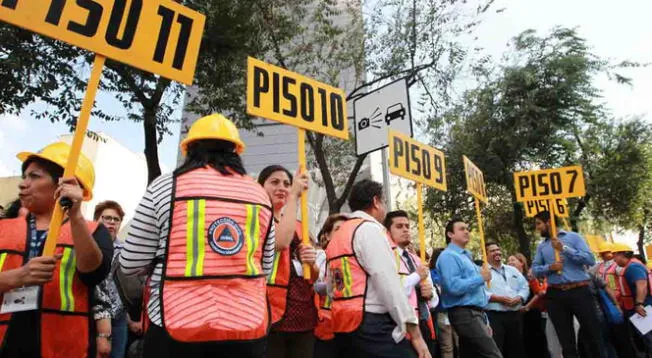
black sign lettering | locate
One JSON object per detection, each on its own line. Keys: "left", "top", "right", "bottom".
{"left": 282, "top": 77, "right": 297, "bottom": 117}
{"left": 300, "top": 83, "right": 314, "bottom": 122}
{"left": 45, "top": 0, "right": 66, "bottom": 25}
{"left": 67, "top": 0, "right": 103, "bottom": 37}
{"left": 105, "top": 0, "right": 142, "bottom": 49}
{"left": 1, "top": 0, "right": 18, "bottom": 9}
{"left": 153, "top": 5, "right": 174, "bottom": 63}
{"left": 252, "top": 66, "right": 268, "bottom": 108}
{"left": 410, "top": 144, "right": 421, "bottom": 176}
{"left": 392, "top": 137, "right": 403, "bottom": 167}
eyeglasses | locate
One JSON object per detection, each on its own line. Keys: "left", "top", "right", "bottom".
{"left": 101, "top": 215, "right": 122, "bottom": 223}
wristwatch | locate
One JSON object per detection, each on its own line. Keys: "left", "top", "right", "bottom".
{"left": 97, "top": 333, "right": 112, "bottom": 340}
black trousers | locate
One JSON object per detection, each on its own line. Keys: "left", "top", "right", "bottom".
{"left": 448, "top": 307, "right": 502, "bottom": 358}
{"left": 143, "top": 324, "right": 267, "bottom": 358}
{"left": 486, "top": 310, "right": 526, "bottom": 358}
{"left": 334, "top": 312, "right": 416, "bottom": 358}
{"left": 546, "top": 286, "right": 604, "bottom": 358}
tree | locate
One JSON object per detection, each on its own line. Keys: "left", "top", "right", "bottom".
{"left": 424, "top": 27, "right": 639, "bottom": 258}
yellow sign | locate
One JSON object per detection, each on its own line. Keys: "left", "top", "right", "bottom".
{"left": 0, "top": 0, "right": 205, "bottom": 84}
{"left": 246, "top": 57, "right": 349, "bottom": 140}
{"left": 646, "top": 245, "right": 652, "bottom": 260}
{"left": 514, "top": 166, "right": 585, "bottom": 201}
{"left": 585, "top": 235, "right": 606, "bottom": 254}
{"left": 524, "top": 198, "right": 569, "bottom": 218}
{"left": 387, "top": 130, "right": 447, "bottom": 191}
{"left": 463, "top": 156, "right": 487, "bottom": 203}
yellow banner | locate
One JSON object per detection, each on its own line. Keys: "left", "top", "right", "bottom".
{"left": 387, "top": 130, "right": 447, "bottom": 191}
{"left": 524, "top": 198, "right": 569, "bottom": 218}
{"left": 463, "top": 156, "right": 487, "bottom": 203}
{"left": 514, "top": 166, "right": 585, "bottom": 201}
{"left": 246, "top": 57, "right": 349, "bottom": 140}
{"left": 0, "top": 0, "right": 205, "bottom": 84}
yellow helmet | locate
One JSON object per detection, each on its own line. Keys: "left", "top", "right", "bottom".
{"left": 179, "top": 114, "right": 245, "bottom": 155}
{"left": 597, "top": 241, "right": 613, "bottom": 254}
{"left": 17, "top": 142, "right": 95, "bottom": 201}
{"left": 610, "top": 242, "right": 634, "bottom": 253}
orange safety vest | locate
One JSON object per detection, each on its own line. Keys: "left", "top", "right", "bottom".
{"left": 598, "top": 261, "right": 621, "bottom": 301}
{"left": 0, "top": 216, "right": 97, "bottom": 358}
{"left": 617, "top": 259, "right": 652, "bottom": 311}
{"left": 161, "top": 168, "right": 273, "bottom": 342}
{"left": 325, "top": 218, "right": 397, "bottom": 333}
{"left": 266, "top": 221, "right": 303, "bottom": 324}
{"left": 314, "top": 286, "right": 334, "bottom": 341}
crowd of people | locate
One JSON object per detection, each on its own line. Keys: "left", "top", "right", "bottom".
{"left": 0, "top": 113, "right": 651, "bottom": 358}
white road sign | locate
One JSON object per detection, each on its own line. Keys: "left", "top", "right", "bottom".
{"left": 353, "top": 78, "right": 413, "bottom": 156}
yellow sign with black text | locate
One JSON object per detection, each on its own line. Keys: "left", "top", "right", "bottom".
{"left": 246, "top": 57, "right": 349, "bottom": 140}
{"left": 463, "top": 156, "right": 487, "bottom": 203}
{"left": 523, "top": 198, "right": 569, "bottom": 218}
{"left": 514, "top": 166, "right": 585, "bottom": 202}
{"left": 387, "top": 130, "right": 447, "bottom": 191}
{"left": 0, "top": 0, "right": 205, "bottom": 84}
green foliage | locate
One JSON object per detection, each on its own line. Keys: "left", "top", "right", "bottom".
{"left": 423, "top": 27, "right": 649, "bottom": 259}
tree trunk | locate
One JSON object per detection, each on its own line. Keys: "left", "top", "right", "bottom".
{"left": 570, "top": 195, "right": 590, "bottom": 233}
{"left": 510, "top": 192, "right": 531, "bottom": 260}
{"left": 143, "top": 106, "right": 161, "bottom": 184}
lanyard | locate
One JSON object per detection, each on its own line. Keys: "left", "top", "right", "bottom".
{"left": 491, "top": 266, "right": 507, "bottom": 282}
{"left": 28, "top": 215, "right": 48, "bottom": 258}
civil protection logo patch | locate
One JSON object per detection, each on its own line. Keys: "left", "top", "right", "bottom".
{"left": 207, "top": 217, "right": 244, "bottom": 255}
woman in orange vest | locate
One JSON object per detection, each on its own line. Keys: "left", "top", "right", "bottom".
{"left": 313, "top": 213, "right": 348, "bottom": 358}
{"left": 257, "top": 165, "right": 319, "bottom": 358}
{"left": 119, "top": 114, "right": 276, "bottom": 358}
{"left": 0, "top": 142, "right": 113, "bottom": 358}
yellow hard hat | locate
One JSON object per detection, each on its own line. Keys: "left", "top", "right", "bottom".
{"left": 17, "top": 142, "right": 95, "bottom": 201}
{"left": 597, "top": 241, "right": 613, "bottom": 254}
{"left": 179, "top": 114, "right": 245, "bottom": 155}
{"left": 611, "top": 242, "right": 634, "bottom": 253}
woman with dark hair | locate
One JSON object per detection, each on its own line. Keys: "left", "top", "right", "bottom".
{"left": 258, "top": 165, "right": 318, "bottom": 358}
{"left": 93, "top": 200, "right": 130, "bottom": 358}
{"left": 119, "top": 114, "right": 276, "bottom": 358}
{"left": 314, "top": 214, "right": 348, "bottom": 358}
{"left": 0, "top": 142, "right": 113, "bottom": 358}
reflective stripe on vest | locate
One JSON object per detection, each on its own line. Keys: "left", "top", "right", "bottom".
{"left": 341, "top": 257, "right": 353, "bottom": 298}
{"left": 185, "top": 199, "right": 206, "bottom": 277}
{"left": 59, "top": 247, "right": 76, "bottom": 312}
{"left": 245, "top": 205, "right": 261, "bottom": 276}
{"left": 0, "top": 253, "right": 7, "bottom": 271}
{"left": 268, "top": 253, "right": 282, "bottom": 285}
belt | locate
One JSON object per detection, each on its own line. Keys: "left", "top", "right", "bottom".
{"left": 548, "top": 280, "right": 590, "bottom": 291}
{"left": 450, "top": 305, "right": 484, "bottom": 312}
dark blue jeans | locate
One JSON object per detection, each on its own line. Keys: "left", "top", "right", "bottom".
{"left": 111, "top": 312, "right": 128, "bottom": 358}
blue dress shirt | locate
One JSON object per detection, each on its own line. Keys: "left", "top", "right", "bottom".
{"left": 485, "top": 264, "right": 530, "bottom": 311}
{"left": 436, "top": 243, "right": 488, "bottom": 309}
{"left": 532, "top": 230, "right": 595, "bottom": 285}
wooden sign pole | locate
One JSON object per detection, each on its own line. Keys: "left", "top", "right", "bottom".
{"left": 43, "top": 55, "right": 106, "bottom": 256}
{"left": 548, "top": 199, "right": 561, "bottom": 273}
{"left": 416, "top": 183, "right": 426, "bottom": 262}
{"left": 297, "top": 128, "right": 311, "bottom": 280}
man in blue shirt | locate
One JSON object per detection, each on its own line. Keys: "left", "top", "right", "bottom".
{"left": 484, "top": 241, "right": 529, "bottom": 358}
{"left": 612, "top": 243, "right": 652, "bottom": 354}
{"left": 436, "top": 219, "right": 502, "bottom": 358}
{"left": 531, "top": 211, "right": 603, "bottom": 358}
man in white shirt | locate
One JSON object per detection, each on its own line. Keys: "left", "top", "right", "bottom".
{"left": 327, "top": 179, "right": 430, "bottom": 358}
{"left": 385, "top": 210, "right": 438, "bottom": 356}
{"left": 485, "top": 241, "right": 529, "bottom": 358}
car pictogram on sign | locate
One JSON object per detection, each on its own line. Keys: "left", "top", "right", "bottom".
{"left": 385, "top": 103, "right": 406, "bottom": 125}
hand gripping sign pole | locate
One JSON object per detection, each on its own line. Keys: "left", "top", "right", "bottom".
{"left": 462, "top": 156, "right": 489, "bottom": 285}
{"left": 0, "top": 0, "right": 206, "bottom": 256}
{"left": 514, "top": 165, "right": 586, "bottom": 273}
{"left": 247, "top": 57, "right": 349, "bottom": 280}
{"left": 387, "top": 130, "right": 447, "bottom": 274}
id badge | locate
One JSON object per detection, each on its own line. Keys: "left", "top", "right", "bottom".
{"left": 1, "top": 286, "right": 40, "bottom": 313}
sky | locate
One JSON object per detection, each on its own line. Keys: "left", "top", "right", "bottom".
{"left": 1, "top": 0, "right": 650, "bottom": 178}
